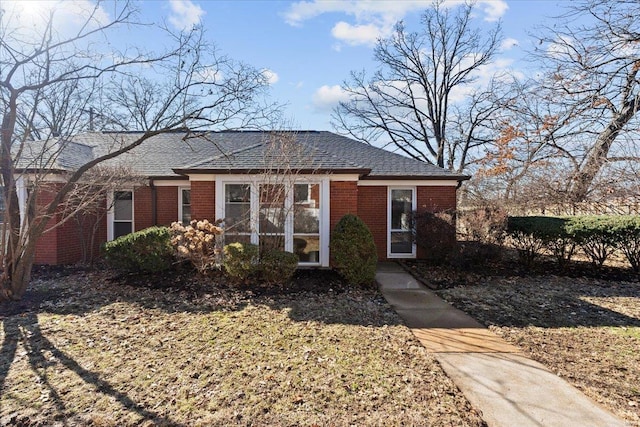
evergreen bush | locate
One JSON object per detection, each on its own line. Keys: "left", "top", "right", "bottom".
{"left": 507, "top": 215, "right": 640, "bottom": 270}
{"left": 258, "top": 249, "right": 298, "bottom": 285}
{"left": 103, "top": 226, "right": 173, "bottom": 273}
{"left": 223, "top": 242, "right": 259, "bottom": 282}
{"left": 330, "top": 214, "right": 377, "bottom": 287}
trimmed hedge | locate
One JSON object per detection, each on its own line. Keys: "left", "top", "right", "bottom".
{"left": 103, "top": 226, "right": 173, "bottom": 273}
{"left": 330, "top": 214, "right": 377, "bottom": 286}
{"left": 258, "top": 249, "right": 298, "bottom": 285}
{"left": 507, "top": 215, "right": 640, "bottom": 270}
{"left": 223, "top": 242, "right": 259, "bottom": 282}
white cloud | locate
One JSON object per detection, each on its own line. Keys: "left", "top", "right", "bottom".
{"left": 476, "top": 0, "right": 509, "bottom": 22}
{"left": 168, "top": 0, "right": 205, "bottom": 31}
{"left": 284, "top": 0, "right": 508, "bottom": 46}
{"left": 331, "top": 21, "right": 384, "bottom": 47}
{"left": 500, "top": 37, "right": 519, "bottom": 51}
{"left": 262, "top": 69, "right": 279, "bottom": 85}
{"left": 312, "top": 85, "right": 350, "bottom": 111}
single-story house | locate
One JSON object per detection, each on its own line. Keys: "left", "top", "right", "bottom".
{"left": 15, "top": 130, "right": 469, "bottom": 266}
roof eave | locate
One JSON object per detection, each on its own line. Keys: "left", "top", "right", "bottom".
{"left": 361, "top": 174, "right": 471, "bottom": 181}
{"left": 172, "top": 167, "right": 372, "bottom": 177}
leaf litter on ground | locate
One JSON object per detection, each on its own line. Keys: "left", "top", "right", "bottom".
{"left": 0, "top": 267, "right": 485, "bottom": 427}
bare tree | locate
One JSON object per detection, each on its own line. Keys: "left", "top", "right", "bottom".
{"left": 488, "top": 0, "right": 640, "bottom": 206}
{"left": 0, "top": 1, "right": 278, "bottom": 300}
{"left": 332, "top": 1, "right": 502, "bottom": 172}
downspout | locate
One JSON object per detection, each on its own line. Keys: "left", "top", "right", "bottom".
{"left": 150, "top": 179, "right": 157, "bottom": 226}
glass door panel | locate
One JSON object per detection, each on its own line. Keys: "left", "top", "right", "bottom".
{"left": 389, "top": 188, "right": 414, "bottom": 255}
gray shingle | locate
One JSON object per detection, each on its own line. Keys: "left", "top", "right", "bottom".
{"left": 22, "top": 131, "right": 469, "bottom": 181}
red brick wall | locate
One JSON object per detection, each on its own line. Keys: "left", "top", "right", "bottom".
{"left": 134, "top": 186, "right": 153, "bottom": 231}
{"left": 417, "top": 186, "right": 457, "bottom": 212}
{"left": 354, "top": 184, "right": 458, "bottom": 261}
{"left": 190, "top": 181, "right": 216, "bottom": 220}
{"left": 329, "top": 181, "right": 358, "bottom": 231}
{"left": 34, "top": 184, "right": 60, "bottom": 265}
{"left": 157, "top": 186, "right": 179, "bottom": 225}
{"left": 357, "top": 186, "right": 387, "bottom": 261}
{"left": 34, "top": 184, "right": 107, "bottom": 265}
{"left": 133, "top": 185, "right": 180, "bottom": 230}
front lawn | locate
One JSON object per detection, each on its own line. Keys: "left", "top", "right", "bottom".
{"left": 408, "top": 262, "right": 640, "bottom": 426}
{"left": 0, "top": 269, "right": 484, "bottom": 426}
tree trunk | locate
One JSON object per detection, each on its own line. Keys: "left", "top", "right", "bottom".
{"left": 1, "top": 243, "right": 35, "bottom": 301}
{"left": 569, "top": 98, "right": 637, "bottom": 202}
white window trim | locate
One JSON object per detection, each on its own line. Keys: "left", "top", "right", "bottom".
{"left": 178, "top": 186, "right": 191, "bottom": 223}
{"left": 107, "top": 189, "right": 135, "bottom": 241}
{"left": 215, "top": 175, "right": 329, "bottom": 267}
{"left": 387, "top": 186, "right": 417, "bottom": 259}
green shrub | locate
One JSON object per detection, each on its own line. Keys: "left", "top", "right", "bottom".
{"left": 611, "top": 216, "right": 640, "bottom": 272}
{"left": 566, "top": 216, "right": 618, "bottom": 268}
{"left": 330, "top": 214, "right": 377, "bottom": 287}
{"left": 507, "top": 216, "right": 573, "bottom": 267}
{"left": 507, "top": 215, "right": 640, "bottom": 270}
{"left": 223, "top": 242, "right": 259, "bottom": 282}
{"left": 258, "top": 249, "right": 298, "bottom": 285}
{"left": 103, "top": 226, "right": 173, "bottom": 273}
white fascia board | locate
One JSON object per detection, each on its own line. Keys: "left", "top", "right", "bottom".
{"left": 328, "top": 174, "right": 360, "bottom": 181}
{"left": 187, "top": 174, "right": 217, "bottom": 181}
{"left": 358, "top": 179, "right": 459, "bottom": 187}
{"left": 153, "top": 179, "right": 189, "bottom": 187}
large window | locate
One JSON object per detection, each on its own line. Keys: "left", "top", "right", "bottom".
{"left": 293, "top": 183, "right": 320, "bottom": 263}
{"left": 259, "top": 184, "right": 285, "bottom": 251}
{"left": 180, "top": 188, "right": 191, "bottom": 223}
{"left": 221, "top": 180, "right": 325, "bottom": 265}
{"left": 224, "top": 184, "right": 251, "bottom": 245}
{"left": 389, "top": 188, "right": 415, "bottom": 257}
{"left": 113, "top": 190, "right": 133, "bottom": 239}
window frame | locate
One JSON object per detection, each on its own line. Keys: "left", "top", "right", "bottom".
{"left": 216, "top": 176, "right": 329, "bottom": 267}
{"left": 107, "top": 189, "right": 134, "bottom": 241}
{"left": 178, "top": 187, "right": 191, "bottom": 224}
{"left": 387, "top": 186, "right": 416, "bottom": 259}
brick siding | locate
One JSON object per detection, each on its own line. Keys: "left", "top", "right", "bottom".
{"left": 34, "top": 184, "right": 106, "bottom": 265}
{"left": 357, "top": 186, "right": 388, "bottom": 261}
{"left": 33, "top": 179, "right": 459, "bottom": 265}
{"left": 190, "top": 181, "right": 216, "bottom": 220}
{"left": 329, "top": 181, "right": 358, "bottom": 231}
{"left": 134, "top": 185, "right": 179, "bottom": 230}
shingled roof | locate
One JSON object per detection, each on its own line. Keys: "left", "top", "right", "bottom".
{"left": 21, "top": 131, "right": 469, "bottom": 181}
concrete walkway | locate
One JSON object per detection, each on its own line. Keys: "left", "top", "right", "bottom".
{"left": 376, "top": 262, "right": 629, "bottom": 427}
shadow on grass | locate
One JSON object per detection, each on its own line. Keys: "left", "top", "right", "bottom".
{"left": 0, "top": 266, "right": 401, "bottom": 424}
{"left": 0, "top": 311, "right": 184, "bottom": 426}
{"left": 435, "top": 277, "right": 640, "bottom": 329}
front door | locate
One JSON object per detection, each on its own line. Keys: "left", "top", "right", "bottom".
{"left": 388, "top": 188, "right": 416, "bottom": 257}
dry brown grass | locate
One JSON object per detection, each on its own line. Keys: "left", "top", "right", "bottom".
{"left": 432, "top": 274, "right": 640, "bottom": 426}
{"left": 0, "top": 270, "right": 484, "bottom": 426}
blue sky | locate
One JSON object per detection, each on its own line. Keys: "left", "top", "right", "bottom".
{"left": 6, "top": 0, "right": 566, "bottom": 131}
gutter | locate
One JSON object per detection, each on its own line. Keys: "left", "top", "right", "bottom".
{"left": 150, "top": 178, "right": 157, "bottom": 226}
